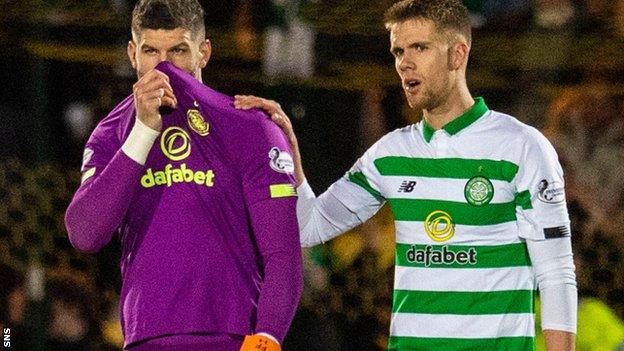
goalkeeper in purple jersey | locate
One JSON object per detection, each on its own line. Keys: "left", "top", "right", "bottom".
{"left": 64, "top": 1, "right": 303, "bottom": 350}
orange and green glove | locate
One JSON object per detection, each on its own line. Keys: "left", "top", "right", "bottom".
{"left": 239, "top": 334, "right": 281, "bottom": 351}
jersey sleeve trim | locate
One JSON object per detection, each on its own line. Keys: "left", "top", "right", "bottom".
{"left": 269, "top": 183, "right": 297, "bottom": 198}
{"left": 347, "top": 171, "right": 383, "bottom": 201}
{"left": 514, "top": 190, "right": 533, "bottom": 210}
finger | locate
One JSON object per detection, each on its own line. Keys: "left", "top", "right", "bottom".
{"left": 134, "top": 70, "right": 169, "bottom": 92}
{"left": 139, "top": 77, "right": 174, "bottom": 96}
{"left": 144, "top": 69, "right": 170, "bottom": 84}
{"left": 161, "top": 86, "right": 177, "bottom": 107}
{"left": 234, "top": 95, "right": 261, "bottom": 105}
{"left": 161, "top": 95, "right": 176, "bottom": 109}
{"left": 137, "top": 79, "right": 176, "bottom": 105}
{"left": 140, "top": 90, "right": 167, "bottom": 107}
{"left": 271, "top": 113, "right": 290, "bottom": 127}
{"left": 234, "top": 95, "right": 265, "bottom": 106}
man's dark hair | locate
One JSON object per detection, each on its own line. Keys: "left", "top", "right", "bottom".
{"left": 131, "top": 0, "right": 206, "bottom": 40}
{"left": 384, "top": 0, "right": 471, "bottom": 44}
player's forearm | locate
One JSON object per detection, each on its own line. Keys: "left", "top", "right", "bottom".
{"left": 544, "top": 330, "right": 575, "bottom": 351}
{"left": 65, "top": 151, "right": 144, "bottom": 252}
{"left": 248, "top": 198, "right": 303, "bottom": 342}
{"left": 291, "top": 138, "right": 305, "bottom": 187}
{"left": 254, "top": 250, "right": 303, "bottom": 342}
{"left": 297, "top": 179, "right": 374, "bottom": 247}
{"left": 66, "top": 119, "right": 158, "bottom": 253}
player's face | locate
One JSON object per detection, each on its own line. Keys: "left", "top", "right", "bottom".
{"left": 389, "top": 19, "right": 452, "bottom": 110}
{"left": 127, "top": 27, "right": 211, "bottom": 81}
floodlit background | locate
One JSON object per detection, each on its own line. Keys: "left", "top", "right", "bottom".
{"left": 1, "top": 0, "right": 624, "bottom": 350}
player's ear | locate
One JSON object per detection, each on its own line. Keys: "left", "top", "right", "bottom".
{"left": 199, "top": 39, "right": 211, "bottom": 68}
{"left": 127, "top": 40, "right": 137, "bottom": 69}
{"left": 448, "top": 41, "right": 469, "bottom": 71}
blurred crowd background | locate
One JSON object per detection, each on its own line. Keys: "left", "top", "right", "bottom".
{"left": 1, "top": 0, "right": 624, "bottom": 350}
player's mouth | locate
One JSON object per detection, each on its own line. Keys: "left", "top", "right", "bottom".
{"left": 403, "top": 78, "right": 422, "bottom": 93}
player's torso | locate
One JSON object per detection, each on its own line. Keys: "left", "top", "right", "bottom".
{"left": 378, "top": 113, "right": 537, "bottom": 351}
{"left": 117, "top": 102, "right": 258, "bottom": 280}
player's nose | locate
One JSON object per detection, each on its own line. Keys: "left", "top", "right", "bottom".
{"left": 398, "top": 54, "right": 416, "bottom": 72}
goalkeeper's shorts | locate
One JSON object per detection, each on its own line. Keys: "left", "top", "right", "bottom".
{"left": 125, "top": 333, "right": 242, "bottom": 351}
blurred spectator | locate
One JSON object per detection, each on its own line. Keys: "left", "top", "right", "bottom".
{"left": 616, "top": 0, "right": 624, "bottom": 37}
{"left": 63, "top": 102, "right": 94, "bottom": 143}
{"left": 576, "top": 0, "right": 613, "bottom": 34}
{"left": 533, "top": 0, "right": 576, "bottom": 29}
{"left": 0, "top": 263, "right": 27, "bottom": 351}
{"left": 45, "top": 274, "right": 102, "bottom": 351}
{"left": 544, "top": 75, "right": 624, "bottom": 233}
{"left": 544, "top": 67, "right": 624, "bottom": 322}
{"left": 262, "top": 0, "right": 316, "bottom": 78}
{"left": 473, "top": 0, "right": 533, "bottom": 32}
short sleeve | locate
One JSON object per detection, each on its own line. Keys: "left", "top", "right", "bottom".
{"left": 240, "top": 118, "right": 298, "bottom": 206}
{"left": 514, "top": 129, "right": 571, "bottom": 241}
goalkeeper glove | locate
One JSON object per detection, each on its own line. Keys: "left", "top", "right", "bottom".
{"left": 239, "top": 334, "right": 281, "bottom": 351}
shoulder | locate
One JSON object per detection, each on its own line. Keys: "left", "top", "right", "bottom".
{"left": 87, "top": 95, "right": 135, "bottom": 147}
{"left": 195, "top": 87, "right": 284, "bottom": 140}
{"left": 486, "top": 111, "right": 555, "bottom": 151}
{"left": 485, "top": 111, "right": 560, "bottom": 172}
{"left": 365, "top": 124, "right": 417, "bottom": 157}
{"left": 221, "top": 105, "right": 287, "bottom": 146}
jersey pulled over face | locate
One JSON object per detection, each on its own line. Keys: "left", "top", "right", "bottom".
{"left": 128, "top": 27, "right": 209, "bottom": 81}
{"left": 79, "top": 61, "right": 298, "bottom": 346}
{"left": 389, "top": 19, "right": 453, "bottom": 110}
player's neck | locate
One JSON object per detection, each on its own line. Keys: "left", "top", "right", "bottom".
{"left": 423, "top": 86, "right": 473, "bottom": 130}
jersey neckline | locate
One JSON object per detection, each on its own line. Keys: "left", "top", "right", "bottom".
{"left": 422, "top": 97, "right": 489, "bottom": 143}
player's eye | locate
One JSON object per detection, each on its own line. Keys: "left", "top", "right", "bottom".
{"left": 172, "top": 48, "right": 187, "bottom": 54}
{"left": 143, "top": 48, "right": 157, "bottom": 54}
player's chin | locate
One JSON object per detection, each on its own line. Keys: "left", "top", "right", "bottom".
{"left": 405, "top": 94, "right": 424, "bottom": 109}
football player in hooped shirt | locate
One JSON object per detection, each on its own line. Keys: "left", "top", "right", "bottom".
{"left": 64, "top": 1, "right": 302, "bottom": 350}
{"left": 235, "top": 0, "right": 577, "bottom": 350}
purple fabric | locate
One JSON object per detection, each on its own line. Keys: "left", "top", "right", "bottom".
{"left": 126, "top": 333, "right": 242, "bottom": 351}
{"left": 65, "top": 62, "right": 303, "bottom": 347}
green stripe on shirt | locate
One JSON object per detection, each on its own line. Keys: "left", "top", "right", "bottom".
{"left": 515, "top": 190, "right": 533, "bottom": 210}
{"left": 374, "top": 157, "right": 519, "bottom": 182}
{"left": 388, "top": 336, "right": 534, "bottom": 351}
{"left": 395, "top": 243, "right": 531, "bottom": 268}
{"left": 393, "top": 289, "right": 534, "bottom": 315}
{"left": 348, "top": 171, "right": 383, "bottom": 201}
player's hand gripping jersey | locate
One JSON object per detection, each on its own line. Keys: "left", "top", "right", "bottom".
{"left": 65, "top": 62, "right": 302, "bottom": 348}
{"left": 297, "top": 98, "right": 577, "bottom": 350}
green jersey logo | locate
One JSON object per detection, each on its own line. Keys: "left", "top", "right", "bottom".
{"left": 464, "top": 176, "right": 494, "bottom": 206}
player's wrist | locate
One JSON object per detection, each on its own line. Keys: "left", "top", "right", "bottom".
{"left": 122, "top": 118, "right": 160, "bottom": 166}
{"left": 135, "top": 113, "right": 162, "bottom": 132}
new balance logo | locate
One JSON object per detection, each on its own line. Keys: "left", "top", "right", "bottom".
{"left": 398, "top": 180, "right": 417, "bottom": 193}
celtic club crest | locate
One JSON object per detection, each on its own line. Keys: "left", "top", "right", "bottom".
{"left": 464, "top": 176, "right": 494, "bottom": 206}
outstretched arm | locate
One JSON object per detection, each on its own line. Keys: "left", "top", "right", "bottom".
{"left": 234, "top": 95, "right": 385, "bottom": 247}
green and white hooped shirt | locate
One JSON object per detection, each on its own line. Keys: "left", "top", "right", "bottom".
{"left": 343, "top": 98, "right": 570, "bottom": 350}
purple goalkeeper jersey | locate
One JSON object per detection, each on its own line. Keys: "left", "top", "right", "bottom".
{"left": 65, "top": 62, "right": 303, "bottom": 348}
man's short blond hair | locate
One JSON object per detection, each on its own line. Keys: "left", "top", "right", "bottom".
{"left": 384, "top": 0, "right": 471, "bottom": 44}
